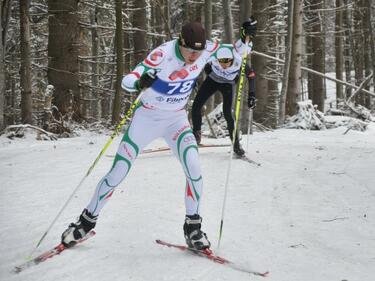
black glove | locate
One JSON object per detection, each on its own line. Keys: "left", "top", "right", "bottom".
{"left": 247, "top": 94, "right": 256, "bottom": 109}
{"left": 240, "top": 16, "right": 257, "bottom": 43}
{"left": 204, "top": 63, "right": 212, "bottom": 75}
{"left": 136, "top": 69, "right": 157, "bottom": 91}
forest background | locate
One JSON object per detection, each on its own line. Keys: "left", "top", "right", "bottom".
{"left": 0, "top": 0, "right": 374, "bottom": 136}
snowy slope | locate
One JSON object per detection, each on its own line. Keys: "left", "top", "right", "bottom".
{"left": 1, "top": 125, "right": 375, "bottom": 281}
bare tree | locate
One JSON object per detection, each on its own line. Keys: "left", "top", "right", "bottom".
{"left": 363, "top": 1, "right": 373, "bottom": 108}
{"left": 204, "top": 0, "right": 212, "bottom": 39}
{"left": 352, "top": 0, "right": 365, "bottom": 105}
{"left": 252, "top": 0, "right": 271, "bottom": 125}
{"left": 112, "top": 0, "right": 123, "bottom": 124}
{"left": 47, "top": 0, "right": 79, "bottom": 117}
{"left": 306, "top": 0, "right": 325, "bottom": 112}
{"left": 132, "top": 0, "right": 147, "bottom": 64}
{"left": 286, "top": 0, "right": 303, "bottom": 116}
{"left": 19, "top": 0, "right": 32, "bottom": 124}
{"left": 335, "top": 0, "right": 344, "bottom": 102}
{"left": 279, "top": 0, "right": 294, "bottom": 124}
{"left": 222, "top": 0, "right": 233, "bottom": 43}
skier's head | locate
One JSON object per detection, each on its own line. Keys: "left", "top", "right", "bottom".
{"left": 216, "top": 47, "right": 233, "bottom": 69}
{"left": 179, "top": 22, "right": 206, "bottom": 64}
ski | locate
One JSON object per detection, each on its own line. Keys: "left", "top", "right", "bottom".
{"left": 13, "top": 230, "right": 96, "bottom": 274}
{"left": 142, "top": 143, "right": 231, "bottom": 154}
{"left": 156, "top": 239, "right": 269, "bottom": 277}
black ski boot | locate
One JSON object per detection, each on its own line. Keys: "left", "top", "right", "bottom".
{"left": 193, "top": 130, "right": 202, "bottom": 145}
{"left": 233, "top": 139, "right": 245, "bottom": 157}
{"left": 61, "top": 209, "right": 97, "bottom": 248}
{"left": 183, "top": 214, "right": 210, "bottom": 250}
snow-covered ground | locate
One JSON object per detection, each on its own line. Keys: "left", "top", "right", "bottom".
{"left": 1, "top": 125, "right": 375, "bottom": 281}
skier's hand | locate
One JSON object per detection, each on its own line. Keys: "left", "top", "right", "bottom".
{"left": 247, "top": 94, "right": 256, "bottom": 109}
{"left": 136, "top": 69, "right": 158, "bottom": 91}
{"left": 241, "top": 16, "right": 257, "bottom": 43}
{"left": 204, "top": 63, "right": 212, "bottom": 75}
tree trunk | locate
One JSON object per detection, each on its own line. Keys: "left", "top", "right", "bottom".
{"left": 352, "top": 0, "right": 365, "bottom": 105}
{"left": 19, "top": 0, "right": 33, "bottom": 124}
{"left": 222, "top": 0, "right": 233, "bottom": 43}
{"left": 133, "top": 0, "right": 147, "bottom": 64}
{"left": 309, "top": 0, "right": 325, "bottom": 112}
{"left": 47, "top": 0, "right": 79, "bottom": 117}
{"left": 1, "top": 0, "right": 12, "bottom": 129}
{"left": 279, "top": 0, "right": 294, "bottom": 124}
{"left": 252, "top": 0, "right": 270, "bottom": 125}
{"left": 286, "top": 0, "right": 303, "bottom": 116}
{"left": 239, "top": 0, "right": 252, "bottom": 25}
{"left": 363, "top": 1, "right": 373, "bottom": 108}
{"left": 367, "top": 0, "right": 375, "bottom": 94}
{"left": 90, "top": 8, "right": 100, "bottom": 119}
{"left": 343, "top": 0, "right": 352, "bottom": 98}
{"left": 112, "top": 0, "right": 124, "bottom": 124}
{"left": 204, "top": 0, "right": 212, "bottom": 40}
{"left": 335, "top": 0, "right": 344, "bottom": 103}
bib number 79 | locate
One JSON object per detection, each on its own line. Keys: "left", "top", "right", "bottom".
{"left": 167, "top": 80, "right": 195, "bottom": 95}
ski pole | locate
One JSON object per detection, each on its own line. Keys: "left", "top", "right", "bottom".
{"left": 28, "top": 94, "right": 142, "bottom": 258}
{"left": 218, "top": 39, "right": 250, "bottom": 248}
{"left": 246, "top": 108, "right": 253, "bottom": 153}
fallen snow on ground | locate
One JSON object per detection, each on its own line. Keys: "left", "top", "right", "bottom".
{"left": 1, "top": 124, "right": 374, "bottom": 281}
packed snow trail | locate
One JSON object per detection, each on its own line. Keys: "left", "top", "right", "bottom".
{"left": 1, "top": 126, "right": 375, "bottom": 281}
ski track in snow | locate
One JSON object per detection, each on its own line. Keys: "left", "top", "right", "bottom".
{"left": 1, "top": 126, "right": 375, "bottom": 281}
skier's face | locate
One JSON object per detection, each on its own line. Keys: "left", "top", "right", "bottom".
{"left": 218, "top": 58, "right": 233, "bottom": 69}
{"left": 180, "top": 46, "right": 203, "bottom": 64}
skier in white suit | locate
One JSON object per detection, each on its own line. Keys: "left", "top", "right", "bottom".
{"left": 61, "top": 21, "right": 254, "bottom": 251}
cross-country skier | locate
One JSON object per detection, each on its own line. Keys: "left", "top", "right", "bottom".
{"left": 61, "top": 21, "right": 255, "bottom": 251}
{"left": 192, "top": 17, "right": 257, "bottom": 157}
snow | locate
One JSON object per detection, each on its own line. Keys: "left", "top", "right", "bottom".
{"left": 1, "top": 124, "right": 375, "bottom": 281}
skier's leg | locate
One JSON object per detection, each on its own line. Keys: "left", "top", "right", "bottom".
{"left": 221, "top": 84, "right": 244, "bottom": 156}
{"left": 221, "top": 83, "right": 235, "bottom": 137}
{"left": 164, "top": 112, "right": 210, "bottom": 250}
{"left": 87, "top": 107, "right": 162, "bottom": 215}
{"left": 191, "top": 77, "right": 218, "bottom": 144}
{"left": 62, "top": 107, "right": 162, "bottom": 246}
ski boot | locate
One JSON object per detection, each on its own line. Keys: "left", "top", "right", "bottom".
{"left": 183, "top": 214, "right": 211, "bottom": 250}
{"left": 233, "top": 139, "right": 245, "bottom": 157}
{"left": 61, "top": 209, "right": 97, "bottom": 248}
{"left": 193, "top": 130, "right": 202, "bottom": 145}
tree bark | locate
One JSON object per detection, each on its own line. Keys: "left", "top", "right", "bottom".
{"left": 132, "top": 0, "right": 147, "bottom": 64}
{"left": 363, "top": 0, "right": 373, "bottom": 108}
{"left": 112, "top": 0, "right": 124, "bottom": 124}
{"left": 286, "top": 0, "right": 303, "bottom": 116}
{"left": 352, "top": 0, "right": 365, "bottom": 105}
{"left": 222, "top": 0, "right": 233, "bottom": 43}
{"left": 252, "top": 0, "right": 270, "bottom": 126}
{"left": 47, "top": 0, "right": 79, "bottom": 117}
{"left": 204, "top": 0, "right": 212, "bottom": 40}
{"left": 19, "top": 0, "right": 33, "bottom": 124}
{"left": 368, "top": 0, "right": 375, "bottom": 93}
{"left": 1, "top": 0, "right": 12, "bottom": 129}
{"left": 279, "top": 0, "right": 294, "bottom": 124}
{"left": 239, "top": 0, "right": 252, "bottom": 25}
{"left": 308, "top": 0, "right": 325, "bottom": 112}
{"left": 90, "top": 7, "right": 100, "bottom": 119}
{"left": 335, "top": 0, "right": 344, "bottom": 102}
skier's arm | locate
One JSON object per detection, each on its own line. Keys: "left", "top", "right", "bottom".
{"left": 121, "top": 48, "right": 164, "bottom": 92}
